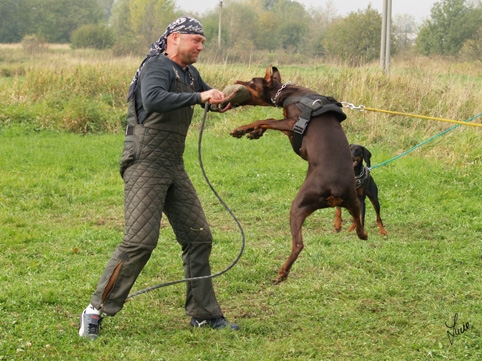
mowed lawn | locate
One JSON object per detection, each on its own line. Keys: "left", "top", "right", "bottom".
{"left": 1, "top": 108, "right": 481, "bottom": 360}
{"left": 1, "top": 48, "right": 482, "bottom": 360}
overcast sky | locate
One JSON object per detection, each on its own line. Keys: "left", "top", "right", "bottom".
{"left": 175, "top": 0, "right": 438, "bottom": 22}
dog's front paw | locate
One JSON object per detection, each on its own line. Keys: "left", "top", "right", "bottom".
{"left": 246, "top": 128, "right": 265, "bottom": 139}
{"left": 230, "top": 128, "right": 249, "bottom": 138}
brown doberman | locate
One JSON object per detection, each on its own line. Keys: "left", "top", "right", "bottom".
{"left": 334, "top": 144, "right": 387, "bottom": 235}
{"left": 230, "top": 65, "right": 368, "bottom": 283}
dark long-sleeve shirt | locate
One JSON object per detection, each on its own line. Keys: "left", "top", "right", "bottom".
{"left": 134, "top": 54, "right": 211, "bottom": 123}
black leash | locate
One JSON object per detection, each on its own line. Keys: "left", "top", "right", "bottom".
{"left": 127, "top": 102, "right": 245, "bottom": 299}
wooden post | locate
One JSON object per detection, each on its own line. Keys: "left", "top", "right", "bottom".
{"left": 380, "top": 0, "right": 391, "bottom": 75}
{"left": 218, "top": 1, "right": 223, "bottom": 48}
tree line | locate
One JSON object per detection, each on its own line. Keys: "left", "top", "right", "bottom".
{"left": 1, "top": 0, "right": 481, "bottom": 63}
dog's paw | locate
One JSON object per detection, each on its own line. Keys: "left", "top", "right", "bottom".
{"left": 273, "top": 272, "right": 288, "bottom": 284}
{"left": 246, "top": 128, "right": 265, "bottom": 139}
{"left": 230, "top": 128, "right": 247, "bottom": 138}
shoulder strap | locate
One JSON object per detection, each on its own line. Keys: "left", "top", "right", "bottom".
{"left": 292, "top": 95, "right": 324, "bottom": 155}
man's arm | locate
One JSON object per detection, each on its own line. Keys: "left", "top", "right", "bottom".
{"left": 140, "top": 57, "right": 201, "bottom": 114}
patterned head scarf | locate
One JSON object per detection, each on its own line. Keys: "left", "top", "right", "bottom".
{"left": 127, "top": 16, "right": 205, "bottom": 101}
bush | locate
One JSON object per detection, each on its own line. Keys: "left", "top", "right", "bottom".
{"left": 61, "top": 96, "right": 115, "bottom": 133}
{"left": 322, "top": 6, "right": 383, "bottom": 66}
{"left": 21, "top": 35, "right": 49, "bottom": 54}
{"left": 111, "top": 35, "right": 145, "bottom": 57}
{"left": 70, "top": 24, "right": 116, "bottom": 50}
{"left": 459, "top": 26, "right": 482, "bottom": 62}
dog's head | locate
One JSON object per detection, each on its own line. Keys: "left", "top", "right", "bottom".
{"left": 232, "top": 65, "right": 282, "bottom": 106}
{"left": 350, "top": 144, "right": 372, "bottom": 168}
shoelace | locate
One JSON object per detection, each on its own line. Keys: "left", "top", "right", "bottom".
{"left": 88, "top": 318, "right": 102, "bottom": 333}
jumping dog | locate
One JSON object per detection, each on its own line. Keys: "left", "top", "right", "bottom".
{"left": 230, "top": 66, "right": 368, "bottom": 283}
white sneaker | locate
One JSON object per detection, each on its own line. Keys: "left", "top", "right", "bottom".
{"left": 78, "top": 305, "right": 102, "bottom": 339}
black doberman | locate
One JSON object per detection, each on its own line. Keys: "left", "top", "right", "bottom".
{"left": 334, "top": 144, "right": 387, "bottom": 235}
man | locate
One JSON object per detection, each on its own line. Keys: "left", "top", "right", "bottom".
{"left": 79, "top": 17, "right": 239, "bottom": 340}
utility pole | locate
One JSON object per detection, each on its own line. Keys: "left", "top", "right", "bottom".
{"left": 218, "top": 1, "right": 223, "bottom": 48}
{"left": 380, "top": 0, "right": 392, "bottom": 75}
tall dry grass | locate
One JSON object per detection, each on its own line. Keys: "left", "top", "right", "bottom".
{"left": 0, "top": 45, "right": 481, "bottom": 139}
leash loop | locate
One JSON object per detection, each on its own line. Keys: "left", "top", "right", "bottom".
{"left": 312, "top": 99, "right": 322, "bottom": 108}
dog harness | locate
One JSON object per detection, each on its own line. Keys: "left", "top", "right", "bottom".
{"left": 283, "top": 94, "right": 346, "bottom": 156}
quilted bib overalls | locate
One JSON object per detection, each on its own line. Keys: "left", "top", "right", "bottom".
{"left": 91, "top": 66, "right": 223, "bottom": 319}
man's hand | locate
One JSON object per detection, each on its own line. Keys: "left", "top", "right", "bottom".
{"left": 200, "top": 89, "right": 228, "bottom": 104}
{"left": 200, "top": 89, "right": 233, "bottom": 113}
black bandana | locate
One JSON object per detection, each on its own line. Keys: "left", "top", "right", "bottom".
{"left": 127, "top": 17, "right": 204, "bottom": 101}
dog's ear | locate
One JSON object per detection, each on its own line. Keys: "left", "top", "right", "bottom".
{"left": 271, "top": 66, "right": 281, "bottom": 83}
{"left": 264, "top": 66, "right": 272, "bottom": 83}
{"left": 265, "top": 65, "right": 281, "bottom": 86}
{"left": 362, "top": 147, "right": 372, "bottom": 168}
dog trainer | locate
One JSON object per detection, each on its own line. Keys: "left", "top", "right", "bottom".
{"left": 79, "top": 16, "right": 239, "bottom": 340}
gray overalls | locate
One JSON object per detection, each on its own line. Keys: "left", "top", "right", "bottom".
{"left": 90, "top": 66, "right": 223, "bottom": 319}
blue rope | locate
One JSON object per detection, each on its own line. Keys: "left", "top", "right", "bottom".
{"left": 371, "top": 112, "right": 482, "bottom": 170}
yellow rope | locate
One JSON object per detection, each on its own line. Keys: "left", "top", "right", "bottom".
{"left": 343, "top": 103, "right": 482, "bottom": 129}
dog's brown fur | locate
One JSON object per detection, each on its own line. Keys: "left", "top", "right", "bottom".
{"left": 230, "top": 66, "right": 368, "bottom": 283}
{"left": 334, "top": 144, "right": 387, "bottom": 235}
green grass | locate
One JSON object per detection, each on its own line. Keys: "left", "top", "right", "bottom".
{"left": 1, "top": 111, "right": 482, "bottom": 359}
{"left": 1, "top": 48, "right": 482, "bottom": 359}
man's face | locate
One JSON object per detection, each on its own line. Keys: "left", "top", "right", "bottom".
{"left": 176, "top": 33, "right": 205, "bottom": 66}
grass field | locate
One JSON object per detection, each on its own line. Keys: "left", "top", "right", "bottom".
{"left": 1, "top": 47, "right": 482, "bottom": 360}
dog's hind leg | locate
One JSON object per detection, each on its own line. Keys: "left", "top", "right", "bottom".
{"left": 275, "top": 209, "right": 309, "bottom": 283}
{"left": 275, "top": 187, "right": 318, "bottom": 283}
{"left": 345, "top": 197, "right": 368, "bottom": 241}
{"left": 347, "top": 196, "right": 366, "bottom": 233}
{"left": 334, "top": 207, "right": 342, "bottom": 232}
{"left": 367, "top": 192, "right": 387, "bottom": 235}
